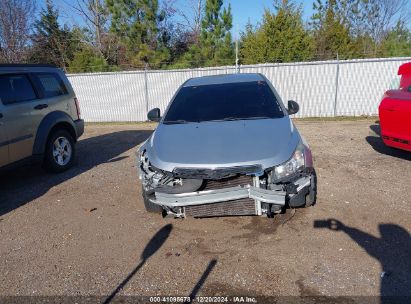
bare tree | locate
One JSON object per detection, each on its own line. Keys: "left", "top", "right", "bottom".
{"left": 0, "top": 0, "right": 36, "bottom": 63}
{"left": 61, "top": 0, "right": 129, "bottom": 66}
{"left": 176, "top": 0, "right": 203, "bottom": 43}
{"left": 62, "top": 0, "right": 107, "bottom": 51}
{"left": 357, "top": 0, "right": 409, "bottom": 53}
{"left": 372, "top": 0, "right": 407, "bottom": 38}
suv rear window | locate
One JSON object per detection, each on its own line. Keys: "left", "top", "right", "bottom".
{"left": 0, "top": 74, "right": 37, "bottom": 105}
{"left": 163, "top": 81, "right": 284, "bottom": 124}
{"left": 33, "top": 73, "right": 68, "bottom": 98}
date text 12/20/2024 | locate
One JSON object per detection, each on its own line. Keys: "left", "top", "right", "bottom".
{"left": 149, "top": 296, "right": 257, "bottom": 303}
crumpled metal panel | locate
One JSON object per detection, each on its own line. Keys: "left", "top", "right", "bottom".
{"left": 202, "top": 175, "right": 254, "bottom": 190}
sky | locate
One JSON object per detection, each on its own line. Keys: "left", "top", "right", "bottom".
{"left": 228, "top": 0, "right": 314, "bottom": 37}
{"left": 37, "top": 0, "right": 316, "bottom": 37}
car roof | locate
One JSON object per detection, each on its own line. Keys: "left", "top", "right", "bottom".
{"left": 183, "top": 73, "right": 265, "bottom": 87}
{"left": 0, "top": 64, "right": 57, "bottom": 68}
{"left": 0, "top": 64, "right": 61, "bottom": 74}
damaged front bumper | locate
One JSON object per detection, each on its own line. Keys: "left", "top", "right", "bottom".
{"left": 154, "top": 185, "right": 286, "bottom": 207}
{"left": 148, "top": 174, "right": 315, "bottom": 218}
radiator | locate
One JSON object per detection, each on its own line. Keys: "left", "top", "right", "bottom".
{"left": 185, "top": 175, "right": 256, "bottom": 217}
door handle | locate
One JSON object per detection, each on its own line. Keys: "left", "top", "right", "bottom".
{"left": 34, "top": 104, "right": 48, "bottom": 110}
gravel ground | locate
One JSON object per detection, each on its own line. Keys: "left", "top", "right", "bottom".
{"left": 0, "top": 119, "right": 410, "bottom": 301}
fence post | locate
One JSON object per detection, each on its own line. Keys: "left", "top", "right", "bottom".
{"left": 144, "top": 63, "right": 149, "bottom": 119}
{"left": 333, "top": 53, "right": 340, "bottom": 117}
{"left": 235, "top": 38, "right": 240, "bottom": 74}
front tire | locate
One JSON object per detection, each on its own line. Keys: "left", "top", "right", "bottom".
{"left": 44, "top": 129, "right": 75, "bottom": 173}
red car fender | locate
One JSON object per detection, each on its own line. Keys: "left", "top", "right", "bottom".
{"left": 378, "top": 63, "right": 411, "bottom": 152}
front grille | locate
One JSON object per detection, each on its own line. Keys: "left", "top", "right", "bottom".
{"left": 202, "top": 175, "right": 253, "bottom": 190}
{"left": 185, "top": 175, "right": 256, "bottom": 217}
{"left": 185, "top": 198, "right": 256, "bottom": 217}
{"left": 173, "top": 165, "right": 262, "bottom": 179}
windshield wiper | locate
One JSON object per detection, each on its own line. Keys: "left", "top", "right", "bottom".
{"left": 164, "top": 117, "right": 273, "bottom": 124}
{"left": 162, "top": 120, "right": 191, "bottom": 124}
{"left": 205, "top": 117, "right": 242, "bottom": 122}
{"left": 218, "top": 117, "right": 239, "bottom": 121}
{"left": 241, "top": 116, "right": 272, "bottom": 120}
{"left": 208, "top": 116, "right": 272, "bottom": 122}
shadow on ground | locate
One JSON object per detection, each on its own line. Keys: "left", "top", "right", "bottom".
{"left": 103, "top": 224, "right": 173, "bottom": 304}
{"left": 366, "top": 124, "right": 411, "bottom": 161}
{"left": 0, "top": 130, "right": 152, "bottom": 216}
{"left": 103, "top": 224, "right": 217, "bottom": 303}
{"left": 314, "top": 219, "right": 411, "bottom": 302}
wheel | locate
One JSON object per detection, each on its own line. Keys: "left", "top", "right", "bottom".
{"left": 142, "top": 186, "right": 163, "bottom": 213}
{"left": 43, "top": 129, "right": 75, "bottom": 173}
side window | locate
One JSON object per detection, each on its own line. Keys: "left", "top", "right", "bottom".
{"left": 33, "top": 73, "right": 68, "bottom": 98}
{"left": 0, "top": 74, "right": 37, "bottom": 105}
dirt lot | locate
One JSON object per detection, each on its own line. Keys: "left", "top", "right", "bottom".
{"left": 0, "top": 119, "right": 410, "bottom": 301}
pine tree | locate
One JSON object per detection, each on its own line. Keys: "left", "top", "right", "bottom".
{"left": 178, "top": 0, "right": 234, "bottom": 67}
{"left": 379, "top": 21, "right": 411, "bottom": 57}
{"left": 201, "top": 0, "right": 234, "bottom": 66}
{"left": 310, "top": 0, "right": 354, "bottom": 60}
{"left": 30, "top": 0, "right": 76, "bottom": 70}
{"left": 240, "top": 22, "right": 271, "bottom": 64}
{"left": 106, "top": 0, "right": 170, "bottom": 67}
{"left": 240, "top": 0, "right": 313, "bottom": 64}
{"left": 68, "top": 47, "right": 119, "bottom": 73}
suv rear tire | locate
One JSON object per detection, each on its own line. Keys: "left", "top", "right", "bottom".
{"left": 44, "top": 129, "right": 75, "bottom": 173}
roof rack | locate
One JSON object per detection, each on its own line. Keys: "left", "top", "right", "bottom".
{"left": 0, "top": 64, "right": 58, "bottom": 68}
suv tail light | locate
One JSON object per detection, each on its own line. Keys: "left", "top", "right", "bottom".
{"left": 74, "top": 97, "right": 81, "bottom": 119}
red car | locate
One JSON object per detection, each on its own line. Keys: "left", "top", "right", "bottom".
{"left": 379, "top": 62, "right": 411, "bottom": 152}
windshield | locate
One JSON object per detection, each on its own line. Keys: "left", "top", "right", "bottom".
{"left": 163, "top": 81, "right": 285, "bottom": 124}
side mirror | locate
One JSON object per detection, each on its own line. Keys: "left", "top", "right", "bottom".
{"left": 147, "top": 108, "right": 161, "bottom": 122}
{"left": 287, "top": 100, "right": 299, "bottom": 115}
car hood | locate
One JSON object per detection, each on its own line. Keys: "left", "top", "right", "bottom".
{"left": 143, "top": 117, "right": 301, "bottom": 173}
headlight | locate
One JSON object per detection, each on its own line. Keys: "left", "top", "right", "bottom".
{"left": 273, "top": 141, "right": 305, "bottom": 180}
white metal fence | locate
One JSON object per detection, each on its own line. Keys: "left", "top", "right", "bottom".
{"left": 67, "top": 57, "right": 411, "bottom": 122}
